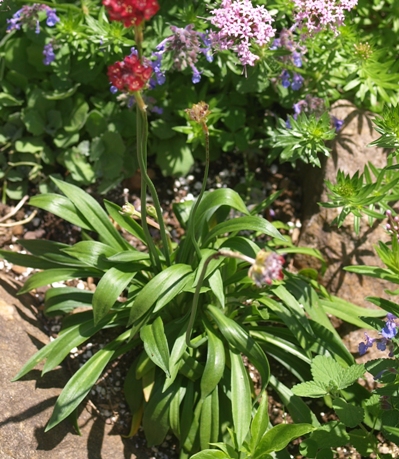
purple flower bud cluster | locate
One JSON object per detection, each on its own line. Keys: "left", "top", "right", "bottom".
{"left": 271, "top": 27, "right": 307, "bottom": 91}
{"left": 292, "top": 0, "right": 358, "bottom": 36}
{"left": 280, "top": 70, "right": 304, "bottom": 90}
{"left": 209, "top": 0, "right": 275, "bottom": 67}
{"left": 7, "top": 4, "right": 60, "bottom": 34}
{"left": 385, "top": 210, "right": 399, "bottom": 242}
{"left": 151, "top": 24, "right": 212, "bottom": 85}
{"left": 358, "top": 313, "right": 398, "bottom": 357}
{"left": 270, "top": 27, "right": 307, "bottom": 67}
{"left": 43, "top": 42, "right": 55, "bottom": 65}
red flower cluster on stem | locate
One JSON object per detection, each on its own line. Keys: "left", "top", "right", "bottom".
{"left": 102, "top": 0, "right": 159, "bottom": 27}
{"left": 108, "top": 52, "right": 153, "bottom": 93}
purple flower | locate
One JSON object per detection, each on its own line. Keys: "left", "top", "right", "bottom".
{"left": 46, "top": 8, "right": 60, "bottom": 27}
{"left": 7, "top": 4, "right": 60, "bottom": 34}
{"left": 281, "top": 69, "right": 291, "bottom": 88}
{"left": 191, "top": 65, "right": 202, "bottom": 84}
{"left": 209, "top": 0, "right": 275, "bottom": 67}
{"left": 285, "top": 118, "right": 292, "bottom": 129}
{"left": 152, "top": 24, "right": 210, "bottom": 85}
{"left": 358, "top": 332, "right": 375, "bottom": 356}
{"left": 292, "top": 51, "right": 302, "bottom": 67}
{"left": 291, "top": 72, "right": 304, "bottom": 90}
{"left": 43, "top": 43, "right": 55, "bottom": 65}
{"left": 270, "top": 27, "right": 306, "bottom": 68}
{"left": 331, "top": 116, "right": 344, "bottom": 131}
{"left": 376, "top": 338, "right": 387, "bottom": 352}
{"left": 381, "top": 314, "right": 398, "bottom": 339}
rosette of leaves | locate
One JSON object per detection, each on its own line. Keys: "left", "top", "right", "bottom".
{"left": 271, "top": 112, "right": 335, "bottom": 167}
{"left": 0, "top": 177, "right": 385, "bottom": 457}
{"left": 321, "top": 157, "right": 399, "bottom": 233}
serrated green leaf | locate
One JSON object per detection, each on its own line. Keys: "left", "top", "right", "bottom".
{"left": 349, "top": 429, "right": 378, "bottom": 456}
{"left": 141, "top": 317, "right": 170, "bottom": 377}
{"left": 308, "top": 421, "right": 349, "bottom": 448}
{"left": 310, "top": 355, "right": 344, "bottom": 387}
{"left": 292, "top": 380, "right": 328, "bottom": 398}
{"left": 332, "top": 398, "right": 364, "bottom": 428}
{"left": 337, "top": 364, "right": 365, "bottom": 390}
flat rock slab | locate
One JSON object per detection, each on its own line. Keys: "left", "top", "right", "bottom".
{"left": 0, "top": 279, "right": 148, "bottom": 459}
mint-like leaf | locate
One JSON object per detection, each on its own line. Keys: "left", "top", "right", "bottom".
{"left": 349, "top": 429, "right": 378, "bottom": 456}
{"left": 292, "top": 381, "right": 328, "bottom": 398}
{"left": 333, "top": 398, "right": 364, "bottom": 427}
{"left": 310, "top": 355, "right": 344, "bottom": 387}
{"left": 336, "top": 363, "right": 365, "bottom": 390}
{"left": 309, "top": 421, "right": 349, "bottom": 448}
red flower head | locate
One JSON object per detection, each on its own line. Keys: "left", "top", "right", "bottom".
{"left": 108, "top": 51, "right": 153, "bottom": 93}
{"left": 103, "top": 0, "right": 159, "bottom": 27}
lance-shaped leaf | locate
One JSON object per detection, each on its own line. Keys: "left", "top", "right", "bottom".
{"left": 129, "top": 264, "right": 192, "bottom": 324}
{"left": 141, "top": 317, "right": 170, "bottom": 377}
{"left": 45, "top": 330, "right": 130, "bottom": 431}
{"left": 18, "top": 267, "right": 102, "bottom": 294}
{"left": 202, "top": 216, "right": 285, "bottom": 246}
{"left": 49, "top": 177, "right": 130, "bottom": 250}
{"left": 230, "top": 349, "right": 252, "bottom": 448}
{"left": 29, "top": 193, "right": 93, "bottom": 230}
{"left": 200, "top": 322, "right": 225, "bottom": 400}
{"left": 253, "top": 423, "right": 315, "bottom": 457}
{"left": 207, "top": 305, "right": 270, "bottom": 391}
{"left": 92, "top": 266, "right": 136, "bottom": 324}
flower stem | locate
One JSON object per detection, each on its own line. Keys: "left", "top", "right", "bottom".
{"left": 134, "top": 92, "right": 171, "bottom": 267}
{"left": 179, "top": 123, "right": 210, "bottom": 263}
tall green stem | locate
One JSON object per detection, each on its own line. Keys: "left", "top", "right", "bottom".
{"left": 134, "top": 93, "right": 171, "bottom": 267}
{"left": 179, "top": 123, "right": 210, "bottom": 264}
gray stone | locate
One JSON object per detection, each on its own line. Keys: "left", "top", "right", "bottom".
{"left": 0, "top": 280, "right": 148, "bottom": 459}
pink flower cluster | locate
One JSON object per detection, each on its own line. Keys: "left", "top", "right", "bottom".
{"left": 292, "top": 0, "right": 358, "bottom": 35}
{"left": 209, "top": 0, "right": 275, "bottom": 67}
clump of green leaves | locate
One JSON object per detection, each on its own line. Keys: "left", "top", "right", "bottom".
{"left": 370, "top": 105, "right": 399, "bottom": 149}
{"left": 321, "top": 159, "right": 399, "bottom": 233}
{"left": 292, "top": 355, "right": 385, "bottom": 458}
{"left": 271, "top": 112, "right": 336, "bottom": 167}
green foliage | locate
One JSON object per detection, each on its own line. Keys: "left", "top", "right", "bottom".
{"left": 270, "top": 112, "right": 336, "bottom": 167}
{"left": 0, "top": 175, "right": 379, "bottom": 457}
{"left": 321, "top": 157, "right": 399, "bottom": 233}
